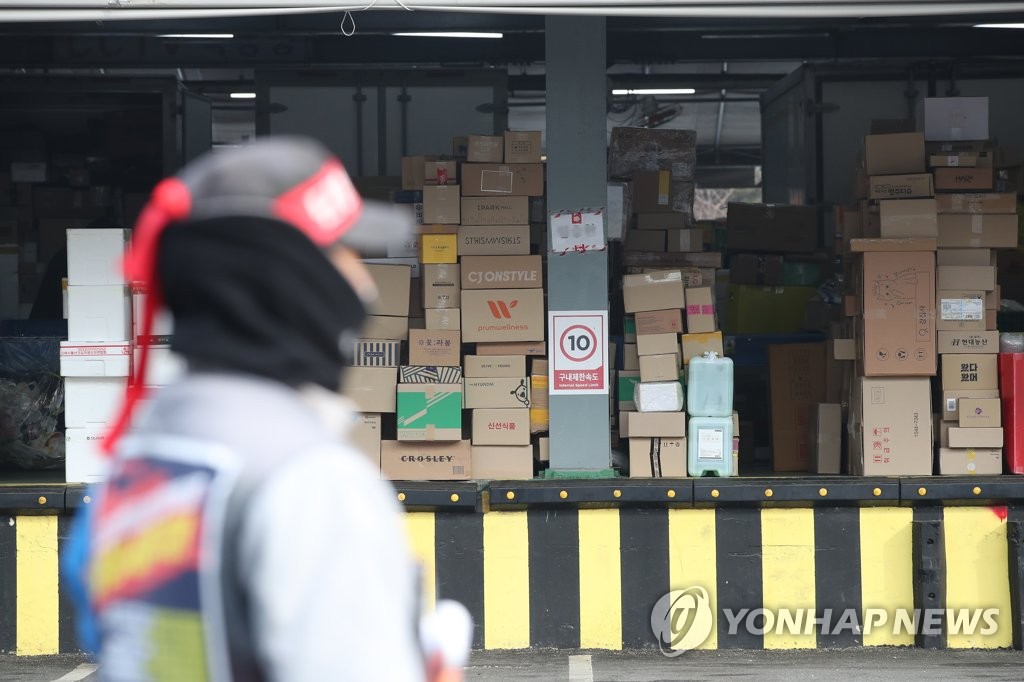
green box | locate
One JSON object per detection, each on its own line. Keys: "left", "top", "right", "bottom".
{"left": 623, "top": 315, "right": 636, "bottom": 341}
{"left": 723, "top": 284, "right": 818, "bottom": 335}
{"left": 617, "top": 371, "right": 640, "bottom": 410}
{"left": 397, "top": 383, "right": 463, "bottom": 441}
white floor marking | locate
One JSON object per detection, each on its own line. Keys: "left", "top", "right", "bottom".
{"left": 568, "top": 654, "right": 595, "bottom": 682}
{"left": 52, "top": 663, "right": 99, "bottom": 682}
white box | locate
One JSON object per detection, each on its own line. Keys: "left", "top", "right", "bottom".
{"left": 66, "top": 427, "right": 110, "bottom": 483}
{"left": 131, "top": 285, "right": 174, "bottom": 341}
{"left": 135, "top": 345, "right": 187, "bottom": 386}
{"left": 64, "top": 377, "right": 125, "bottom": 428}
{"left": 68, "top": 285, "right": 131, "bottom": 342}
{"left": 67, "top": 228, "right": 128, "bottom": 286}
{"left": 924, "top": 97, "right": 989, "bottom": 142}
{"left": 60, "top": 342, "right": 131, "bottom": 377}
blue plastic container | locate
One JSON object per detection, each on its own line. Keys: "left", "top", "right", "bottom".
{"left": 687, "top": 416, "right": 734, "bottom": 477}
{"left": 686, "top": 352, "right": 734, "bottom": 418}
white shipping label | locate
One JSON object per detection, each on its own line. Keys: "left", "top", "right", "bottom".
{"left": 940, "top": 297, "right": 984, "bottom": 321}
{"left": 947, "top": 398, "right": 958, "bottom": 413}
{"left": 697, "top": 428, "right": 725, "bottom": 460}
{"left": 947, "top": 156, "right": 960, "bottom": 167}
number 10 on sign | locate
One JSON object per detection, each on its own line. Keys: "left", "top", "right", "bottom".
{"left": 549, "top": 311, "right": 608, "bottom": 395}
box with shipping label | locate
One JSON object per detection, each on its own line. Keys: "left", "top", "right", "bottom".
{"left": 768, "top": 343, "right": 826, "bottom": 472}
{"left": 627, "top": 411, "right": 687, "bottom": 438}
{"left": 934, "top": 167, "right": 994, "bottom": 192}
{"left": 937, "top": 330, "right": 999, "bottom": 355}
{"left": 464, "top": 354, "right": 527, "bottom": 378}
{"left": 959, "top": 398, "right": 1001, "bottom": 428}
{"left": 422, "top": 263, "right": 461, "bottom": 309}
{"left": 849, "top": 377, "right": 932, "bottom": 476}
{"left": 811, "top": 403, "right": 842, "bottom": 474}
{"left": 879, "top": 199, "right": 937, "bottom": 238}
{"left": 399, "top": 366, "right": 464, "bottom": 384}
{"left": 461, "top": 196, "right": 529, "bottom": 226}
{"left": 639, "top": 353, "right": 681, "bottom": 383}
{"left": 937, "top": 214, "right": 1018, "bottom": 249}
{"left": 471, "top": 444, "right": 533, "bottom": 480}
{"left": 629, "top": 437, "right": 687, "bottom": 478}
{"left": 423, "top": 160, "right": 457, "bottom": 186}
{"left": 937, "top": 266, "right": 996, "bottom": 292}
{"left": 864, "top": 132, "right": 926, "bottom": 176}
{"left": 67, "top": 228, "right": 128, "bottom": 286}
{"left": 397, "top": 384, "right": 463, "bottom": 441}
{"left": 936, "top": 193, "right": 1016, "bottom": 215}
{"left": 461, "top": 163, "right": 544, "bottom": 197}
{"left": 685, "top": 287, "right": 716, "bottom": 334}
{"left": 859, "top": 251, "right": 935, "bottom": 376}
{"left": 930, "top": 152, "right": 978, "bottom": 168}
{"left": 461, "top": 288, "right": 545, "bottom": 343}
{"left": 948, "top": 427, "right": 1003, "bottom": 449}
{"left": 468, "top": 135, "right": 504, "bottom": 163}
{"left": 353, "top": 340, "right": 401, "bottom": 367}
{"left": 937, "top": 290, "right": 986, "bottom": 332}
{"left": 426, "top": 308, "right": 460, "bottom": 331}
{"left": 380, "top": 440, "right": 471, "bottom": 481}
{"left": 636, "top": 332, "right": 679, "bottom": 357}
{"left": 938, "top": 448, "right": 1002, "bottom": 475}
{"left": 342, "top": 367, "right": 398, "bottom": 413}
{"left": 348, "top": 413, "right": 382, "bottom": 463}
{"left": 67, "top": 285, "right": 131, "bottom": 343}
{"left": 868, "top": 174, "right": 934, "bottom": 200}
{"left": 632, "top": 170, "right": 695, "bottom": 215}
{"left": 460, "top": 255, "right": 543, "bottom": 290}
{"left": 465, "top": 377, "right": 530, "bottom": 409}
{"left": 504, "top": 131, "right": 542, "bottom": 164}
{"left": 681, "top": 332, "right": 724, "bottom": 366}
{"left": 365, "top": 264, "right": 412, "bottom": 317}
{"left": 924, "top": 97, "right": 989, "bottom": 142}
{"left": 408, "top": 329, "right": 461, "bottom": 367}
{"left": 457, "top": 224, "right": 531, "bottom": 256}
{"left": 472, "top": 408, "right": 530, "bottom": 445}
{"left": 726, "top": 203, "right": 818, "bottom": 253}
{"left": 942, "top": 353, "right": 998, "bottom": 391}
{"left": 942, "top": 389, "right": 999, "bottom": 422}
{"left": 623, "top": 270, "right": 686, "bottom": 313}
{"left": 635, "top": 309, "right": 684, "bottom": 335}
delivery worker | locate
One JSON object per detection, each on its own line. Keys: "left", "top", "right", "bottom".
{"left": 62, "top": 137, "right": 468, "bottom": 681}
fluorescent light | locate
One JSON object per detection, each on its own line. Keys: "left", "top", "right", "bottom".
{"left": 612, "top": 88, "right": 697, "bottom": 96}
{"left": 392, "top": 32, "right": 503, "bottom": 39}
{"left": 974, "top": 23, "right": 1024, "bottom": 29}
{"left": 160, "top": 33, "right": 234, "bottom": 39}
{"left": 230, "top": 92, "right": 256, "bottom": 99}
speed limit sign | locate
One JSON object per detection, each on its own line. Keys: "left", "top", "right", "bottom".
{"left": 549, "top": 311, "right": 608, "bottom": 395}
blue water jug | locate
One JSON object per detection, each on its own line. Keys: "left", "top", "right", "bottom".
{"left": 686, "top": 351, "right": 734, "bottom": 418}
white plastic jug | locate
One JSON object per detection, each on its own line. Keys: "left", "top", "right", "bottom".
{"left": 687, "top": 415, "right": 734, "bottom": 477}
{"left": 686, "top": 351, "right": 734, "bottom": 418}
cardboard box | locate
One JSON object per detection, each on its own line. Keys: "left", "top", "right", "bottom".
{"left": 685, "top": 287, "right": 716, "bottom": 334}
{"left": 941, "top": 353, "right": 998, "bottom": 391}
{"left": 420, "top": 230, "right": 459, "bottom": 264}
{"left": 832, "top": 338, "right": 857, "bottom": 361}
{"left": 666, "top": 229, "right": 703, "bottom": 253}
{"left": 850, "top": 377, "right": 932, "bottom": 476}
{"left": 860, "top": 251, "right": 935, "bottom": 376}
{"left": 937, "top": 266, "right": 996, "bottom": 291}
{"left": 402, "top": 155, "right": 436, "bottom": 190}
{"left": 635, "top": 309, "right": 684, "bottom": 335}
{"left": 959, "top": 398, "right": 1002, "bottom": 428}
{"left": 67, "top": 285, "right": 131, "bottom": 342}
{"left": 426, "top": 308, "right": 460, "bottom": 332}
{"left": 937, "top": 330, "right": 1000, "bottom": 355}
{"left": 422, "top": 185, "right": 461, "bottom": 225}
{"left": 461, "top": 197, "right": 529, "bottom": 226}
{"left": 629, "top": 437, "right": 687, "bottom": 477}
{"left": 396, "top": 383, "right": 463, "bottom": 441}
{"left": 353, "top": 340, "right": 402, "bottom": 367}
{"left": 607, "top": 127, "right": 697, "bottom": 180}
{"left": 423, "top": 160, "right": 457, "bottom": 187}
{"left": 937, "top": 249, "right": 993, "bottom": 266}
{"left": 365, "top": 264, "right": 412, "bottom": 317}
{"left": 342, "top": 367, "right": 398, "bottom": 413}
{"left": 538, "top": 437, "right": 550, "bottom": 463}
{"left": 453, "top": 136, "right": 469, "bottom": 158}
{"left": 622, "top": 270, "right": 686, "bottom": 314}
{"left": 362, "top": 315, "right": 409, "bottom": 341}
{"left": 930, "top": 152, "right": 978, "bottom": 168}
{"left": 457, "top": 225, "right": 531, "bottom": 256}
{"left": 422, "top": 263, "right": 460, "bottom": 309}
{"left": 636, "top": 213, "right": 691, "bottom": 230}
{"left": 627, "top": 411, "right": 687, "bottom": 438}
{"left": 812, "top": 403, "right": 842, "bottom": 474}
{"left": 934, "top": 167, "right": 994, "bottom": 192}
{"left": 768, "top": 343, "right": 826, "bottom": 472}
{"left": 461, "top": 288, "right": 544, "bottom": 343}
{"left": 636, "top": 332, "right": 679, "bottom": 357}
{"left": 471, "top": 444, "right": 533, "bottom": 480}
{"left": 66, "top": 228, "right": 128, "bottom": 286}
{"left": 363, "top": 256, "right": 421, "bottom": 279}
{"left": 936, "top": 193, "right": 1016, "bottom": 214}
{"left": 475, "top": 340, "right": 546, "bottom": 356}
{"left": 943, "top": 389, "right": 1000, "bottom": 422}
{"left": 408, "top": 329, "right": 461, "bottom": 367}
{"left": 65, "top": 427, "right": 110, "bottom": 483}
{"left": 64, "top": 377, "right": 124, "bottom": 428}
{"left": 465, "top": 377, "right": 530, "bottom": 409}
{"left": 399, "top": 366, "right": 463, "bottom": 384}
{"left": 849, "top": 238, "right": 937, "bottom": 253}
{"left": 938, "top": 290, "right": 985, "bottom": 332}
{"left": 349, "top": 413, "right": 382, "bottom": 463}
{"left": 937, "top": 214, "right": 1018, "bottom": 249}
{"left": 464, "top": 355, "right": 526, "bottom": 378}
{"left": 938, "top": 448, "right": 1002, "bottom": 475}
{"left": 460, "top": 255, "right": 542, "bottom": 290}
{"left": 468, "top": 135, "right": 504, "bottom": 163}
{"left": 624, "top": 230, "right": 666, "bottom": 252}
{"left": 681, "top": 332, "right": 724, "bottom": 366}
{"left": 461, "top": 164, "right": 543, "bottom": 197}
{"left": 632, "top": 171, "right": 695, "bottom": 215}
{"left": 726, "top": 203, "right": 818, "bottom": 254}
{"left": 504, "top": 131, "right": 542, "bottom": 164}
{"left": 924, "top": 97, "right": 989, "bottom": 142}
{"left": 864, "top": 132, "right": 926, "bottom": 176}
{"left": 623, "top": 343, "right": 640, "bottom": 371}
{"left": 868, "top": 174, "right": 934, "bottom": 199}
{"left": 639, "top": 353, "right": 681, "bottom": 383}
{"left": 380, "top": 440, "right": 471, "bottom": 481}
{"left": 730, "top": 254, "right": 784, "bottom": 286}
{"left": 472, "top": 408, "right": 530, "bottom": 445}
{"left": 948, "top": 427, "right": 1003, "bottom": 449}
{"left": 879, "top": 199, "right": 937, "bottom": 238}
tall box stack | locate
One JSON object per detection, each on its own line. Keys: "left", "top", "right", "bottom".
{"left": 923, "top": 97, "right": 1016, "bottom": 474}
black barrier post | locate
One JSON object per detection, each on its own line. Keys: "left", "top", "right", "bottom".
{"left": 912, "top": 507, "right": 946, "bottom": 649}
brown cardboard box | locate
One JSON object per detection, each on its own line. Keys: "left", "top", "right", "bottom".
{"left": 938, "top": 448, "right": 1002, "bottom": 475}
{"left": 879, "top": 199, "right": 937, "bottom": 238}
{"left": 959, "top": 398, "right": 1002, "bottom": 428}
{"left": 471, "top": 445, "right": 533, "bottom": 479}
{"left": 460, "top": 164, "right": 544, "bottom": 197}
{"left": 937, "top": 330, "right": 999, "bottom": 355}
{"left": 349, "top": 413, "right": 382, "bottom": 463}
{"left": 504, "top": 131, "right": 542, "bottom": 164}
{"left": 860, "top": 251, "right": 936, "bottom": 376}
{"left": 472, "top": 409, "right": 530, "bottom": 445}
{"left": 607, "top": 127, "right": 697, "bottom": 180}
{"left": 937, "top": 249, "right": 993, "bottom": 266}
{"left": 930, "top": 153, "right": 979, "bottom": 168}
{"left": 457, "top": 225, "right": 531, "bottom": 256}
{"left": 948, "top": 427, "right": 1003, "bottom": 449}
{"left": 850, "top": 238, "right": 937, "bottom": 252}
{"left": 934, "top": 167, "right": 994, "bottom": 192}
{"left": 726, "top": 203, "right": 818, "bottom": 254}
{"left": 636, "top": 332, "right": 679, "bottom": 357}
{"left": 629, "top": 437, "right": 687, "bottom": 477}
{"left": 460, "top": 255, "right": 543, "bottom": 290}
{"left": 423, "top": 160, "right": 458, "bottom": 186}
{"left": 943, "top": 389, "right": 1000, "bottom": 422}
{"left": 942, "top": 354, "right": 998, "bottom": 391}
{"left": 635, "top": 309, "right": 684, "bottom": 335}
{"left": 685, "top": 287, "right": 716, "bottom": 334}
{"left": 426, "top": 308, "right": 461, "bottom": 331}
{"left": 937, "top": 290, "right": 985, "bottom": 331}
{"left": 464, "top": 355, "right": 526, "bottom": 378}
{"left": 936, "top": 193, "right": 1016, "bottom": 214}
{"left": 475, "top": 341, "right": 546, "bottom": 356}
{"left": 868, "top": 174, "right": 934, "bottom": 200}
{"left": 422, "top": 185, "right": 461, "bottom": 224}
{"left": 462, "top": 288, "right": 544, "bottom": 343}
{"left": 636, "top": 213, "right": 691, "bottom": 230}
{"left": 408, "top": 329, "right": 461, "bottom": 367}
{"left": 380, "top": 440, "right": 471, "bottom": 481}
{"left": 365, "top": 263, "right": 412, "bottom": 317}
{"left": 538, "top": 437, "right": 550, "bottom": 463}
{"left": 860, "top": 201, "right": 881, "bottom": 238}
{"left": 362, "top": 315, "right": 410, "bottom": 341}
{"left": 639, "top": 353, "right": 681, "bottom": 382}
{"left": 468, "top": 135, "right": 504, "bottom": 163}
{"left": 422, "top": 263, "right": 460, "bottom": 309}
{"left": 623, "top": 343, "right": 640, "bottom": 371}
{"left": 864, "top": 133, "right": 926, "bottom": 175}
{"left": 632, "top": 171, "right": 695, "bottom": 214}
{"left": 401, "top": 155, "right": 437, "bottom": 190}
{"left": 623, "top": 270, "right": 686, "bottom": 313}
{"left": 681, "top": 332, "right": 724, "bottom": 365}
{"left": 460, "top": 197, "right": 529, "bottom": 226}
{"left": 768, "top": 343, "right": 826, "bottom": 472}
{"left": 666, "top": 229, "right": 703, "bottom": 253}
{"left": 937, "top": 266, "right": 996, "bottom": 291}
{"left": 628, "top": 412, "right": 687, "bottom": 438}
{"left": 465, "top": 377, "right": 530, "bottom": 409}
{"left": 832, "top": 338, "right": 857, "bottom": 361}
{"left": 730, "top": 254, "right": 784, "bottom": 286}
{"left": 409, "top": 278, "right": 426, "bottom": 319}
{"left": 850, "top": 377, "right": 932, "bottom": 476}
{"left": 624, "top": 230, "right": 666, "bottom": 252}
{"left": 987, "top": 287, "right": 999, "bottom": 310}
{"left": 342, "top": 367, "right": 398, "bottom": 413}
{"left": 812, "top": 403, "right": 842, "bottom": 474}
{"left": 937, "top": 214, "right": 1018, "bottom": 248}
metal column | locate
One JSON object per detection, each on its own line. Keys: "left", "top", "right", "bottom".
{"left": 545, "top": 16, "right": 611, "bottom": 473}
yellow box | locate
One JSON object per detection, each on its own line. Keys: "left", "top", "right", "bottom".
{"left": 420, "top": 232, "right": 458, "bottom": 264}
